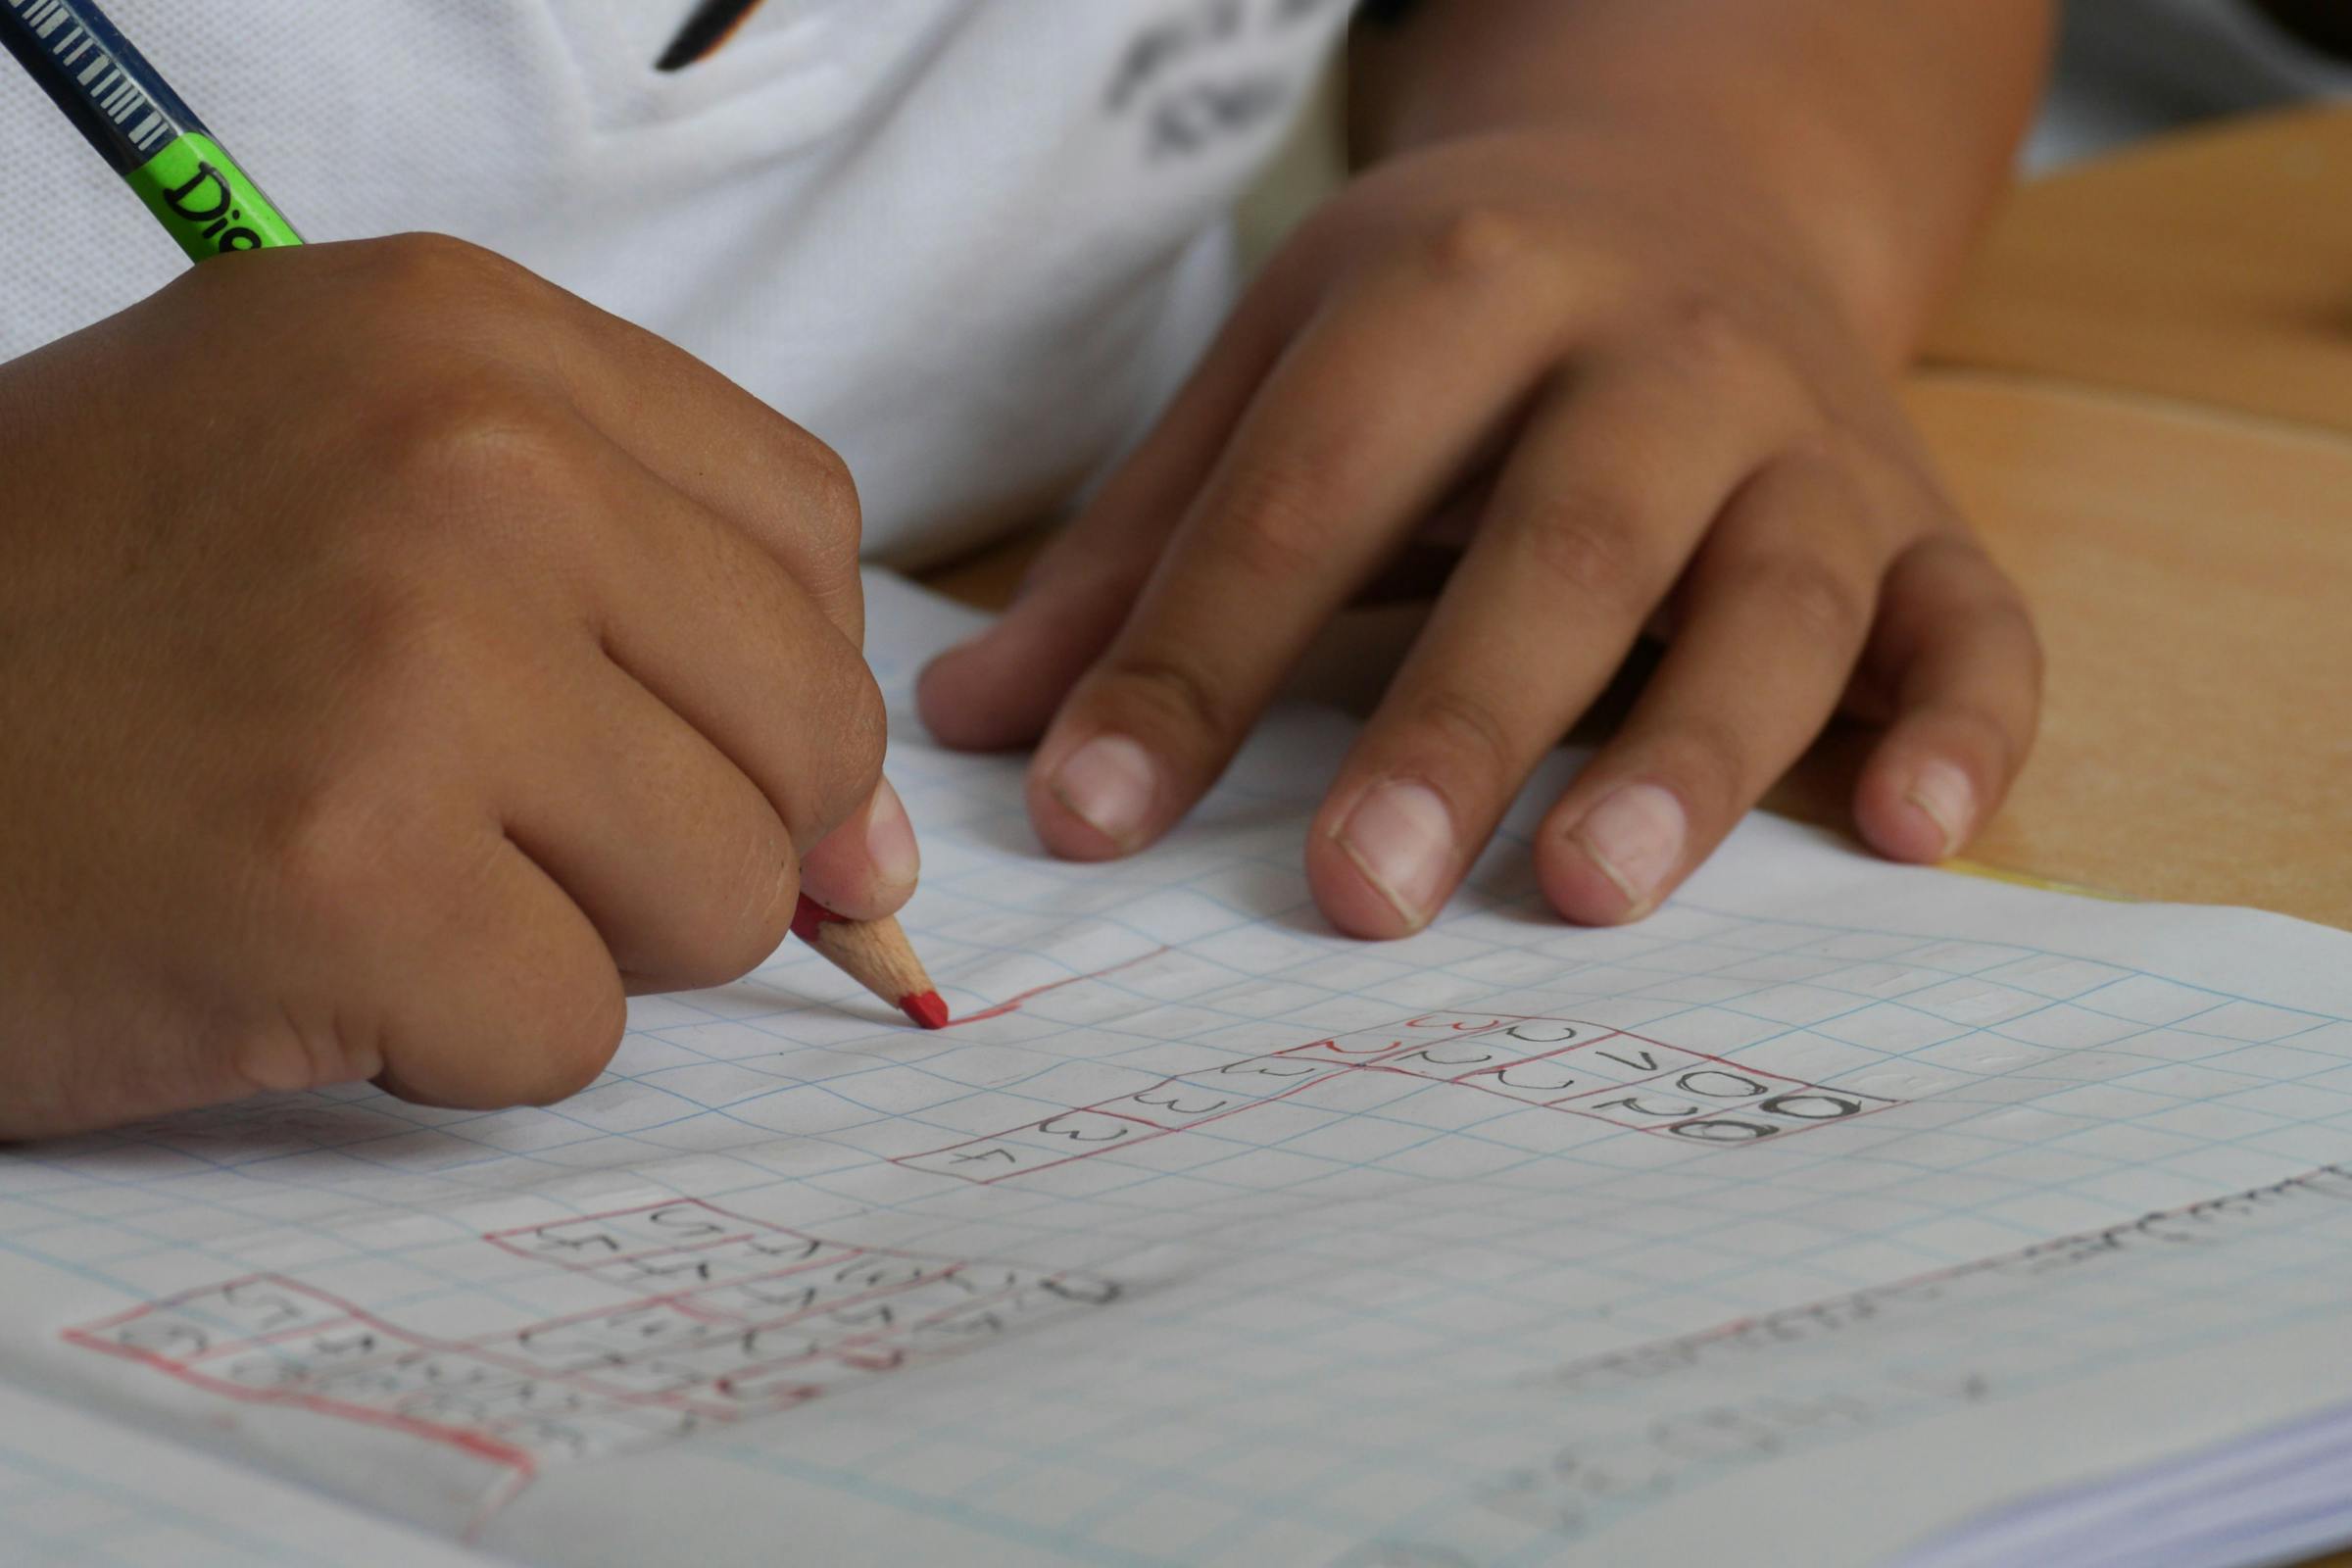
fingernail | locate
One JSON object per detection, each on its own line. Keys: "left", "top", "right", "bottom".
{"left": 866, "top": 777, "right": 920, "bottom": 889}
{"left": 1337, "top": 780, "right": 1455, "bottom": 928}
{"left": 1904, "top": 760, "right": 1976, "bottom": 858}
{"left": 1577, "top": 783, "right": 1687, "bottom": 915}
{"left": 1050, "top": 734, "right": 1159, "bottom": 847}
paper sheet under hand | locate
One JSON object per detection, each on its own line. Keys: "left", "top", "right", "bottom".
{"left": 2, "top": 571, "right": 2348, "bottom": 1568}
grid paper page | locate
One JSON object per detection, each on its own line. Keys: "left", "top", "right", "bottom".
{"left": 1899, "top": 1395, "right": 2352, "bottom": 1568}
{"left": 3, "top": 573, "right": 2350, "bottom": 1567}
{"left": 0, "top": 1380, "right": 498, "bottom": 1566}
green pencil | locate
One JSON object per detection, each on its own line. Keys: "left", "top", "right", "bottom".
{"left": 0, "top": 0, "right": 299, "bottom": 261}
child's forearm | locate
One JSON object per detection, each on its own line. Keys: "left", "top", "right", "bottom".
{"left": 1348, "top": 0, "right": 2055, "bottom": 360}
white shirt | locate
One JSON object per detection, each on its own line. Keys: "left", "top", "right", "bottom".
{"left": 3, "top": 0, "right": 1354, "bottom": 564}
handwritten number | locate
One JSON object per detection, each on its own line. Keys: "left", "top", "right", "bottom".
{"left": 1039, "top": 1115, "right": 1131, "bottom": 1144}
{"left": 1135, "top": 1089, "right": 1232, "bottom": 1117}
{"left": 1669, "top": 1119, "right": 1779, "bottom": 1143}
{"left": 1592, "top": 1096, "right": 1702, "bottom": 1120}
{"left": 1677, "top": 1070, "right": 1769, "bottom": 1101}
{"left": 1760, "top": 1093, "right": 1865, "bottom": 1121}
{"left": 534, "top": 1229, "right": 621, "bottom": 1253}
{"left": 221, "top": 1281, "right": 305, "bottom": 1331}
{"left": 1494, "top": 1062, "right": 1582, "bottom": 1094}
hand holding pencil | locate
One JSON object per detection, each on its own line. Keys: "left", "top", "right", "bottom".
{"left": 0, "top": 0, "right": 941, "bottom": 1141}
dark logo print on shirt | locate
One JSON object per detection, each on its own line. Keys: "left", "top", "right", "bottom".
{"left": 659, "top": 0, "right": 769, "bottom": 72}
{"left": 2249, "top": 0, "right": 2352, "bottom": 61}
{"left": 1105, "top": 0, "right": 1351, "bottom": 160}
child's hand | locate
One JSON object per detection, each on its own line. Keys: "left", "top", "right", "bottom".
{"left": 0, "top": 236, "right": 906, "bottom": 1138}
{"left": 920, "top": 130, "right": 2040, "bottom": 936}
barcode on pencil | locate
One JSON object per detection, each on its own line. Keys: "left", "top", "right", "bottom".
{"left": 6, "top": 0, "right": 173, "bottom": 154}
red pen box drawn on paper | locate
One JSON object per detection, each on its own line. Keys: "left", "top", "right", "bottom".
{"left": 897, "top": 1012, "right": 1902, "bottom": 1185}
{"left": 63, "top": 1200, "right": 1118, "bottom": 1491}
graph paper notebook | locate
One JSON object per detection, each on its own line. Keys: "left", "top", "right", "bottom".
{"left": 4, "top": 574, "right": 2351, "bottom": 1568}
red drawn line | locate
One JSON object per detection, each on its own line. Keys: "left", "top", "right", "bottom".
{"left": 62, "top": 1212, "right": 1119, "bottom": 1539}
{"left": 484, "top": 1225, "right": 760, "bottom": 1269}
{"left": 956, "top": 1126, "right": 1177, "bottom": 1187}
{"left": 899, "top": 1014, "right": 1912, "bottom": 1182}
{"left": 465, "top": 1467, "right": 535, "bottom": 1544}
{"left": 485, "top": 1196, "right": 1000, "bottom": 1275}
{"left": 577, "top": 1238, "right": 855, "bottom": 1288}
{"left": 71, "top": 1272, "right": 281, "bottom": 1340}
{"left": 482, "top": 1199, "right": 753, "bottom": 1261}
{"left": 896, "top": 1061, "right": 1361, "bottom": 1185}
{"left": 944, "top": 946, "right": 1173, "bottom": 1027}
{"left": 64, "top": 1267, "right": 1056, "bottom": 1465}
{"left": 64, "top": 1327, "right": 538, "bottom": 1475}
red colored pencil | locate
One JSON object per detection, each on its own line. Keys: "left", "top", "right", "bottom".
{"left": 791, "top": 896, "right": 949, "bottom": 1029}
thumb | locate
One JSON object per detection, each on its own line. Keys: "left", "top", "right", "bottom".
{"left": 794, "top": 775, "right": 921, "bottom": 921}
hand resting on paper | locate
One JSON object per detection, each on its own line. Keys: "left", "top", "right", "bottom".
{"left": 918, "top": 0, "right": 2048, "bottom": 940}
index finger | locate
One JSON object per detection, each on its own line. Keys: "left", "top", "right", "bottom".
{"left": 1027, "top": 222, "right": 1574, "bottom": 859}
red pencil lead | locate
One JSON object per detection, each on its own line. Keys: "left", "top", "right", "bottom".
{"left": 901, "top": 990, "right": 951, "bottom": 1031}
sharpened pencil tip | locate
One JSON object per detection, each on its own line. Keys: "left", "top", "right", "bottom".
{"left": 901, "top": 990, "right": 950, "bottom": 1030}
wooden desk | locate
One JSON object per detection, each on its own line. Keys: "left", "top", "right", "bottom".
{"left": 1903, "top": 374, "right": 2351, "bottom": 921}
{"left": 1927, "top": 106, "right": 2352, "bottom": 437}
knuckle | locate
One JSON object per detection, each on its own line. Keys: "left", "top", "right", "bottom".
{"left": 794, "top": 435, "right": 862, "bottom": 546}
{"left": 1423, "top": 206, "right": 1539, "bottom": 284}
{"left": 1641, "top": 295, "right": 1798, "bottom": 406}
{"left": 1399, "top": 688, "right": 1520, "bottom": 786}
{"left": 260, "top": 773, "right": 407, "bottom": 930}
{"left": 1100, "top": 649, "right": 1237, "bottom": 747}
{"left": 1213, "top": 458, "right": 1341, "bottom": 584}
{"left": 1645, "top": 718, "right": 1752, "bottom": 819}
{"left": 1513, "top": 500, "right": 1656, "bottom": 609}
{"left": 258, "top": 646, "right": 476, "bottom": 923}
{"left": 1655, "top": 295, "right": 1757, "bottom": 375}
{"left": 1789, "top": 425, "right": 1909, "bottom": 503}
{"left": 1741, "top": 552, "right": 1870, "bottom": 645}
{"left": 371, "top": 376, "right": 587, "bottom": 522}
{"left": 360, "top": 231, "right": 539, "bottom": 313}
